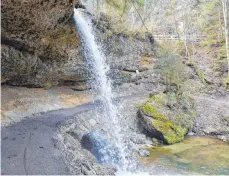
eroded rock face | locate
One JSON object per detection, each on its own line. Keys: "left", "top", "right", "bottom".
{"left": 1, "top": 1, "right": 155, "bottom": 88}
{"left": 1, "top": 0, "right": 77, "bottom": 57}
{"left": 94, "top": 14, "right": 155, "bottom": 85}
{"left": 1, "top": 45, "right": 52, "bottom": 87}
{"left": 193, "top": 94, "right": 229, "bottom": 140}
{"left": 1, "top": 0, "right": 86, "bottom": 87}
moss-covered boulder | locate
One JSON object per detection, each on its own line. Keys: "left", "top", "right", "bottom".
{"left": 138, "top": 93, "right": 195, "bottom": 144}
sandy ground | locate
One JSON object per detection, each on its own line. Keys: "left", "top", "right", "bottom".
{"left": 1, "top": 85, "right": 95, "bottom": 126}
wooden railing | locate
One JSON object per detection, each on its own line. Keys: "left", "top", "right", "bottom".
{"left": 153, "top": 34, "right": 205, "bottom": 43}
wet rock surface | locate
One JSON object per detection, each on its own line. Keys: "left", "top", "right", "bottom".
{"left": 58, "top": 94, "right": 152, "bottom": 174}
{"left": 81, "top": 131, "right": 122, "bottom": 165}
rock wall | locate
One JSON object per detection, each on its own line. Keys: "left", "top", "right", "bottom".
{"left": 1, "top": 0, "right": 86, "bottom": 87}
{"left": 94, "top": 13, "right": 155, "bottom": 85}
{"left": 1, "top": 1, "right": 155, "bottom": 88}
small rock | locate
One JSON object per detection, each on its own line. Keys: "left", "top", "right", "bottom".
{"left": 187, "top": 132, "right": 195, "bottom": 136}
{"left": 218, "top": 135, "right": 229, "bottom": 142}
{"left": 130, "top": 135, "right": 147, "bottom": 144}
{"left": 152, "top": 138, "right": 160, "bottom": 145}
{"left": 138, "top": 149, "right": 150, "bottom": 157}
{"left": 89, "top": 119, "right": 97, "bottom": 126}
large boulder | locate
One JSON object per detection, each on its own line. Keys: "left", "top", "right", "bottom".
{"left": 138, "top": 92, "right": 195, "bottom": 144}
{"left": 81, "top": 131, "right": 122, "bottom": 166}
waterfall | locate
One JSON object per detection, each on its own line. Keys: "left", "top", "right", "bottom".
{"left": 73, "top": 8, "right": 129, "bottom": 171}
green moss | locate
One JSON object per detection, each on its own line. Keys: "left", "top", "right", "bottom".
{"left": 105, "top": 30, "right": 113, "bottom": 39}
{"left": 142, "top": 103, "right": 187, "bottom": 144}
{"left": 148, "top": 93, "right": 166, "bottom": 105}
{"left": 106, "top": 0, "right": 127, "bottom": 13}
{"left": 196, "top": 71, "right": 205, "bottom": 83}
{"left": 224, "top": 116, "right": 229, "bottom": 125}
{"left": 44, "top": 81, "right": 52, "bottom": 89}
{"left": 225, "top": 76, "right": 229, "bottom": 90}
{"left": 213, "top": 59, "right": 226, "bottom": 73}
{"left": 190, "top": 110, "right": 197, "bottom": 118}
{"left": 167, "top": 91, "right": 177, "bottom": 107}
{"left": 218, "top": 44, "right": 227, "bottom": 59}
{"left": 135, "top": 0, "right": 145, "bottom": 7}
{"left": 106, "top": 0, "right": 144, "bottom": 12}
{"left": 175, "top": 113, "right": 195, "bottom": 129}
{"left": 152, "top": 138, "right": 160, "bottom": 145}
{"left": 187, "top": 60, "right": 206, "bottom": 84}
{"left": 141, "top": 92, "right": 196, "bottom": 144}
{"left": 142, "top": 103, "right": 168, "bottom": 121}
{"left": 153, "top": 118, "right": 187, "bottom": 144}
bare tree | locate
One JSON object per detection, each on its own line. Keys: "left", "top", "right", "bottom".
{"left": 222, "top": 0, "right": 229, "bottom": 87}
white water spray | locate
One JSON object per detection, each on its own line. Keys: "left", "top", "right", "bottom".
{"left": 73, "top": 8, "right": 129, "bottom": 171}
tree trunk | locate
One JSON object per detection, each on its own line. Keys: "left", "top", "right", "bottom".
{"left": 183, "top": 11, "right": 190, "bottom": 58}
{"left": 222, "top": 0, "right": 229, "bottom": 87}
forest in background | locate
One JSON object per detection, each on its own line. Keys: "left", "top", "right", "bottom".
{"left": 88, "top": 0, "right": 229, "bottom": 88}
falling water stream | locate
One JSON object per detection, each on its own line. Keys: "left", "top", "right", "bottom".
{"left": 72, "top": 8, "right": 229, "bottom": 175}
{"left": 73, "top": 8, "right": 130, "bottom": 171}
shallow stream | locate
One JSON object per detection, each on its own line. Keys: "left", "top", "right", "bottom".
{"left": 141, "top": 137, "right": 229, "bottom": 175}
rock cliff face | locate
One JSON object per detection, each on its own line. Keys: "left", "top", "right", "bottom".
{"left": 1, "top": 1, "right": 155, "bottom": 88}
{"left": 1, "top": 0, "right": 84, "bottom": 87}
{"left": 95, "top": 14, "right": 155, "bottom": 85}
